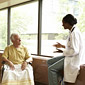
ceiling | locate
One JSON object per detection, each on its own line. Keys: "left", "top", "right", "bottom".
{"left": 0, "top": 0, "right": 9, "bottom": 3}
{"left": 0, "top": 0, "right": 30, "bottom": 10}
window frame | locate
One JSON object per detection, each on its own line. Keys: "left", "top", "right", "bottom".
{"left": 0, "top": 0, "right": 43, "bottom": 56}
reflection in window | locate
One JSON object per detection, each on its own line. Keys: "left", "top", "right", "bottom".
{"left": 11, "top": 1, "right": 38, "bottom": 54}
{"left": 0, "top": 9, "right": 7, "bottom": 50}
{"left": 42, "top": 0, "right": 85, "bottom": 56}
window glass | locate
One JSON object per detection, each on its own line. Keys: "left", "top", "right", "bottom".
{"left": 11, "top": 1, "right": 38, "bottom": 54}
{"left": 0, "top": 9, "right": 7, "bottom": 50}
{"left": 42, "top": 0, "right": 85, "bottom": 56}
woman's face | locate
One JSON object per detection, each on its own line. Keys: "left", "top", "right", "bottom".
{"left": 62, "top": 20, "right": 70, "bottom": 30}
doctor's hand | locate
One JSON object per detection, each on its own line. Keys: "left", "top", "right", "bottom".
{"left": 21, "top": 61, "right": 27, "bottom": 70}
{"left": 53, "top": 48, "right": 63, "bottom": 53}
{"left": 53, "top": 42, "right": 65, "bottom": 48}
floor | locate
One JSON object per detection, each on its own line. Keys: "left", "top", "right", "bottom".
{"left": 0, "top": 82, "right": 47, "bottom": 85}
{"left": 35, "top": 82, "right": 48, "bottom": 85}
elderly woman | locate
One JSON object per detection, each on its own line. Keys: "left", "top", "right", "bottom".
{"left": 47, "top": 14, "right": 85, "bottom": 85}
{"left": 1, "top": 33, "right": 34, "bottom": 85}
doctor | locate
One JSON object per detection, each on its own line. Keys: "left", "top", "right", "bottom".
{"left": 47, "top": 14, "right": 85, "bottom": 85}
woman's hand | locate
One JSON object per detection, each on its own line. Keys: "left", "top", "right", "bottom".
{"left": 53, "top": 42, "right": 65, "bottom": 48}
{"left": 53, "top": 48, "right": 63, "bottom": 53}
{"left": 21, "top": 61, "right": 27, "bottom": 70}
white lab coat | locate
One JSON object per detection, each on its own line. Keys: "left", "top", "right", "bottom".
{"left": 63, "top": 26, "right": 85, "bottom": 83}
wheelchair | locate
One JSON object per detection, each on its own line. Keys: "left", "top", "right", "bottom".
{"left": 1, "top": 61, "right": 5, "bottom": 81}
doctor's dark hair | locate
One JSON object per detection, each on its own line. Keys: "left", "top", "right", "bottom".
{"left": 63, "top": 14, "right": 77, "bottom": 26}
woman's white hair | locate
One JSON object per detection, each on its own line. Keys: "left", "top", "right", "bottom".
{"left": 10, "top": 33, "right": 18, "bottom": 41}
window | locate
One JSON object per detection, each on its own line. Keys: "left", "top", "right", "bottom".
{"left": 0, "top": 0, "right": 85, "bottom": 56}
{"left": 42, "top": 0, "right": 85, "bottom": 56}
{"left": 0, "top": 9, "right": 7, "bottom": 50}
{"left": 11, "top": 1, "right": 38, "bottom": 54}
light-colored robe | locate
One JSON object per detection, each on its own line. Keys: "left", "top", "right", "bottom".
{"left": 63, "top": 27, "right": 85, "bottom": 83}
{"left": 2, "top": 64, "right": 34, "bottom": 85}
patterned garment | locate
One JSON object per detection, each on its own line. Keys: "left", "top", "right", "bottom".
{"left": 2, "top": 64, "right": 34, "bottom": 85}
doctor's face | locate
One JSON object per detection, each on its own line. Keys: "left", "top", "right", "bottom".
{"left": 62, "top": 20, "right": 69, "bottom": 30}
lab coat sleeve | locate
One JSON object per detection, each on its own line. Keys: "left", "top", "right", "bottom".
{"left": 63, "top": 32, "right": 80, "bottom": 57}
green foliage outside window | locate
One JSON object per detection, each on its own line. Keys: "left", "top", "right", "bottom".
{"left": 0, "top": 0, "right": 85, "bottom": 51}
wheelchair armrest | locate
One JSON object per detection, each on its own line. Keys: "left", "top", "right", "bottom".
{"left": 1, "top": 61, "right": 6, "bottom": 80}
{"left": 2, "top": 61, "right": 6, "bottom": 64}
{"left": 29, "top": 62, "right": 32, "bottom": 65}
